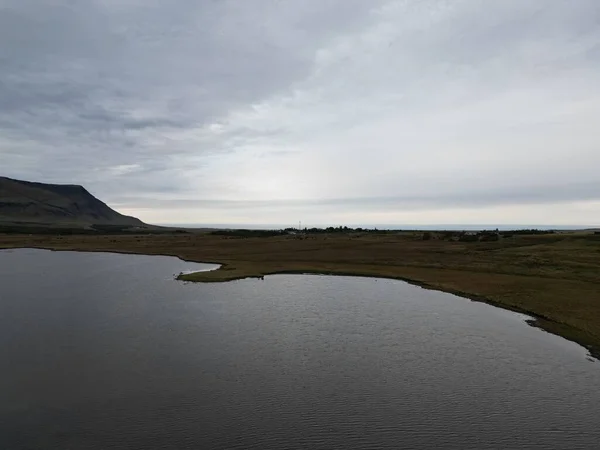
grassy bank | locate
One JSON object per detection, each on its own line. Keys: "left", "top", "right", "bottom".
{"left": 1, "top": 230, "right": 599, "bottom": 359}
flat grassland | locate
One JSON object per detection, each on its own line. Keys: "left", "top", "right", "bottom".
{"left": 1, "top": 231, "right": 599, "bottom": 359}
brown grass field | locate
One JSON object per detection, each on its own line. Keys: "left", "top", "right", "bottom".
{"left": 1, "top": 230, "right": 599, "bottom": 359}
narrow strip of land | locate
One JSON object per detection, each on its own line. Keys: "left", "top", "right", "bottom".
{"left": 1, "top": 231, "right": 599, "bottom": 360}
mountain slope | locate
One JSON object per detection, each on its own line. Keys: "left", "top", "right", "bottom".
{"left": 0, "top": 176, "right": 144, "bottom": 227}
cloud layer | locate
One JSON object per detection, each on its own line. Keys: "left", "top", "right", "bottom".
{"left": 1, "top": 0, "right": 599, "bottom": 226}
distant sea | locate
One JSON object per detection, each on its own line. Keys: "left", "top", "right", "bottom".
{"left": 158, "top": 223, "right": 596, "bottom": 231}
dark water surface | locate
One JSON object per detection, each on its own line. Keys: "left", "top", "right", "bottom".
{"left": 1, "top": 249, "right": 598, "bottom": 449}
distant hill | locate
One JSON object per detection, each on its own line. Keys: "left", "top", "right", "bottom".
{"left": 0, "top": 176, "right": 145, "bottom": 229}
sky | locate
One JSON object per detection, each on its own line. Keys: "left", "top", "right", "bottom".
{"left": 1, "top": 0, "right": 599, "bottom": 227}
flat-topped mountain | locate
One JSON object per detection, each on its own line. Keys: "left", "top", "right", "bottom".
{"left": 0, "top": 176, "right": 144, "bottom": 228}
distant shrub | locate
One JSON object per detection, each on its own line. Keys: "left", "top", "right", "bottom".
{"left": 479, "top": 233, "right": 499, "bottom": 242}
{"left": 210, "top": 229, "right": 284, "bottom": 238}
{"left": 501, "top": 229, "right": 554, "bottom": 236}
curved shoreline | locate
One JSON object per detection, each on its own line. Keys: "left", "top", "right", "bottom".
{"left": 178, "top": 262, "right": 599, "bottom": 361}
{"left": 2, "top": 245, "right": 597, "bottom": 361}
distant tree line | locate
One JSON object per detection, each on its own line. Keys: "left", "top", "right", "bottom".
{"left": 209, "top": 227, "right": 559, "bottom": 240}
{"left": 210, "top": 229, "right": 286, "bottom": 238}
{"left": 500, "top": 229, "right": 555, "bottom": 236}
{"left": 210, "top": 226, "right": 389, "bottom": 238}
{"left": 284, "top": 226, "right": 386, "bottom": 234}
{"left": 424, "top": 228, "right": 555, "bottom": 242}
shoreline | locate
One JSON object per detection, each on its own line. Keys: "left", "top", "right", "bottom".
{"left": 3, "top": 244, "right": 598, "bottom": 361}
{"left": 177, "top": 263, "right": 599, "bottom": 361}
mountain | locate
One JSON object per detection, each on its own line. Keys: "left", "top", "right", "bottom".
{"left": 0, "top": 176, "right": 145, "bottom": 228}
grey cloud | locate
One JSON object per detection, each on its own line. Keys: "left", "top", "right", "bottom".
{"left": 114, "top": 180, "right": 600, "bottom": 211}
{"left": 1, "top": 0, "right": 599, "bottom": 225}
{"left": 0, "top": 1, "right": 383, "bottom": 177}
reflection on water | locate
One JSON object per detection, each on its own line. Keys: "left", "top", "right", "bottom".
{"left": 1, "top": 249, "right": 598, "bottom": 449}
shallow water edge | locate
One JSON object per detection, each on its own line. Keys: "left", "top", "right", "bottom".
{"left": 3, "top": 245, "right": 597, "bottom": 362}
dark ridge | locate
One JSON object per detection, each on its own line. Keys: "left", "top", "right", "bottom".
{"left": 0, "top": 176, "right": 145, "bottom": 229}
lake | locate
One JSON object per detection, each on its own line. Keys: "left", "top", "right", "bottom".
{"left": 1, "top": 249, "right": 598, "bottom": 449}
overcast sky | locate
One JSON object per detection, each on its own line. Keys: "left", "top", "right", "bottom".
{"left": 1, "top": 0, "right": 599, "bottom": 226}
